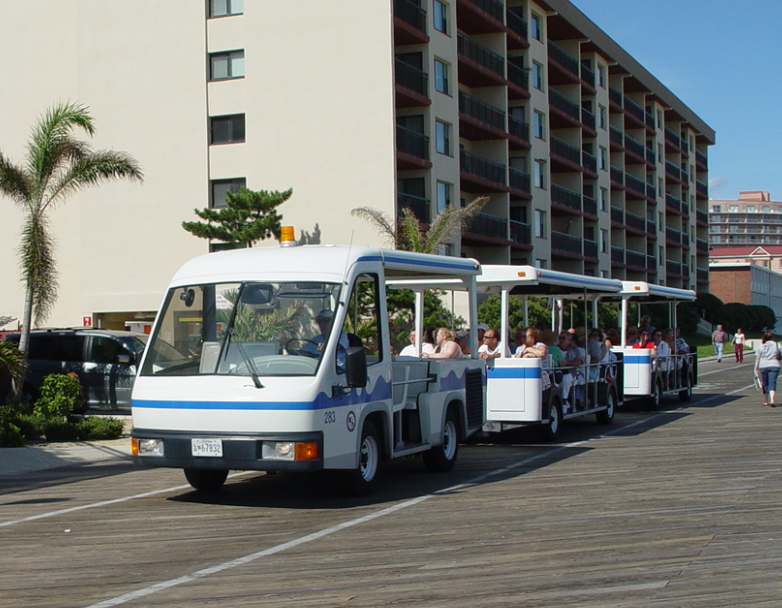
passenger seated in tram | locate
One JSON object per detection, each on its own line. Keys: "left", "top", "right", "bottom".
{"left": 557, "top": 331, "right": 583, "bottom": 412}
{"left": 587, "top": 328, "right": 609, "bottom": 381}
{"left": 605, "top": 327, "right": 621, "bottom": 348}
{"left": 631, "top": 329, "right": 655, "bottom": 353}
{"left": 652, "top": 329, "right": 670, "bottom": 370}
{"left": 422, "top": 327, "right": 463, "bottom": 359}
{"left": 514, "top": 326, "right": 548, "bottom": 360}
{"left": 478, "top": 327, "right": 511, "bottom": 359}
{"left": 541, "top": 328, "right": 563, "bottom": 368}
{"left": 626, "top": 326, "right": 640, "bottom": 346}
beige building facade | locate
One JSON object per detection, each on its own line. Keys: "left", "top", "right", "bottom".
{"left": 0, "top": 0, "right": 714, "bottom": 332}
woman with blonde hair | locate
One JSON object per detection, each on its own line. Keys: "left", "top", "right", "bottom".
{"left": 422, "top": 327, "right": 463, "bottom": 359}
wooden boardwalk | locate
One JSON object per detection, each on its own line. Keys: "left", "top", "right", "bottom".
{"left": 0, "top": 359, "right": 780, "bottom": 607}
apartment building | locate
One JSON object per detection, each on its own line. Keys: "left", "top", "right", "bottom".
{"left": 0, "top": 0, "right": 714, "bottom": 331}
{"left": 709, "top": 191, "right": 782, "bottom": 247}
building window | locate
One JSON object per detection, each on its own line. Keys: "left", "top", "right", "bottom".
{"left": 433, "top": 0, "right": 448, "bottom": 34}
{"left": 729, "top": 205, "right": 738, "bottom": 212}
{"left": 434, "top": 59, "right": 449, "bottom": 95}
{"left": 533, "top": 160, "right": 547, "bottom": 189}
{"left": 531, "top": 12, "right": 543, "bottom": 41}
{"left": 600, "top": 187, "right": 608, "bottom": 212}
{"left": 598, "top": 105, "right": 606, "bottom": 129}
{"left": 532, "top": 61, "right": 544, "bottom": 90}
{"left": 598, "top": 146, "right": 607, "bottom": 170}
{"left": 600, "top": 229, "right": 608, "bottom": 253}
{"left": 435, "top": 120, "right": 450, "bottom": 155}
{"left": 436, "top": 181, "right": 452, "bottom": 213}
{"left": 534, "top": 210, "right": 546, "bottom": 238}
{"left": 596, "top": 64, "right": 605, "bottom": 88}
{"left": 210, "top": 50, "right": 245, "bottom": 80}
{"left": 533, "top": 111, "right": 545, "bottom": 140}
{"left": 211, "top": 177, "right": 246, "bottom": 208}
{"left": 209, "top": 0, "right": 243, "bottom": 18}
{"left": 210, "top": 114, "right": 245, "bottom": 144}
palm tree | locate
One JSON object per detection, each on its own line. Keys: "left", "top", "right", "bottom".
{"left": 351, "top": 196, "right": 488, "bottom": 253}
{"left": 0, "top": 102, "right": 143, "bottom": 355}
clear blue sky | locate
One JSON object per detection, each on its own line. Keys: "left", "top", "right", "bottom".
{"left": 571, "top": 0, "right": 782, "bottom": 202}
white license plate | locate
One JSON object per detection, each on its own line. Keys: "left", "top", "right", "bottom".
{"left": 191, "top": 438, "right": 223, "bottom": 457}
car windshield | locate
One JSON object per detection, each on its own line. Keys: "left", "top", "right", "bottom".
{"left": 140, "top": 281, "right": 343, "bottom": 377}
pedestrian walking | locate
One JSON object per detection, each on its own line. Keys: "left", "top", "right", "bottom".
{"left": 733, "top": 328, "right": 746, "bottom": 363}
{"left": 754, "top": 330, "right": 781, "bottom": 407}
{"left": 712, "top": 324, "right": 728, "bottom": 363}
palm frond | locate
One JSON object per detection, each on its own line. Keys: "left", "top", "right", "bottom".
{"left": 0, "top": 153, "right": 31, "bottom": 205}
{"left": 351, "top": 207, "right": 397, "bottom": 247}
{"left": 398, "top": 207, "right": 425, "bottom": 252}
{"left": 425, "top": 196, "right": 489, "bottom": 252}
{"left": 19, "top": 213, "right": 58, "bottom": 325}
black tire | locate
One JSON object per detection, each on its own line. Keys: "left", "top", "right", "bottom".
{"left": 596, "top": 387, "right": 616, "bottom": 425}
{"left": 184, "top": 468, "right": 228, "bottom": 492}
{"left": 343, "top": 420, "right": 381, "bottom": 496}
{"left": 539, "top": 398, "right": 561, "bottom": 441}
{"left": 679, "top": 373, "right": 693, "bottom": 402}
{"left": 423, "top": 408, "right": 459, "bottom": 472}
{"left": 647, "top": 378, "right": 663, "bottom": 411}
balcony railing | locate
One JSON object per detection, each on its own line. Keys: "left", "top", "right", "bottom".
{"left": 395, "top": 57, "right": 428, "bottom": 96}
{"left": 582, "top": 151, "right": 596, "bottom": 174}
{"left": 610, "top": 166, "right": 624, "bottom": 186}
{"left": 460, "top": 149, "right": 506, "bottom": 185}
{"left": 466, "top": 211, "right": 507, "bottom": 239}
{"left": 696, "top": 180, "right": 708, "bottom": 198}
{"left": 665, "top": 160, "right": 681, "bottom": 181}
{"left": 696, "top": 238, "right": 709, "bottom": 254}
{"left": 459, "top": 90, "right": 505, "bottom": 131}
{"left": 396, "top": 125, "right": 429, "bottom": 160}
{"left": 397, "top": 192, "right": 431, "bottom": 224}
{"left": 609, "top": 86, "right": 623, "bottom": 106}
{"left": 508, "top": 115, "right": 530, "bottom": 143}
{"left": 696, "top": 150, "right": 708, "bottom": 168}
{"left": 548, "top": 41, "right": 579, "bottom": 78}
{"left": 646, "top": 147, "right": 656, "bottom": 165}
{"left": 666, "top": 227, "right": 681, "bottom": 245}
{"left": 467, "top": 0, "right": 504, "bottom": 21}
{"left": 625, "top": 210, "right": 646, "bottom": 233}
{"left": 506, "top": 61, "right": 529, "bottom": 91}
{"left": 551, "top": 183, "right": 582, "bottom": 212}
{"left": 509, "top": 167, "right": 531, "bottom": 194}
{"left": 394, "top": 0, "right": 427, "bottom": 33}
{"left": 681, "top": 168, "right": 690, "bottom": 184}
{"left": 623, "top": 96, "right": 645, "bottom": 123}
{"left": 458, "top": 33, "right": 505, "bottom": 77}
{"left": 666, "top": 260, "right": 683, "bottom": 277}
{"left": 626, "top": 250, "right": 646, "bottom": 269}
{"left": 506, "top": 8, "right": 528, "bottom": 40}
{"left": 583, "top": 196, "right": 597, "bottom": 217}
{"left": 665, "top": 127, "right": 683, "bottom": 150}
{"left": 611, "top": 246, "right": 624, "bottom": 264}
{"left": 580, "top": 63, "right": 595, "bottom": 87}
{"left": 696, "top": 209, "right": 708, "bottom": 225}
{"left": 624, "top": 133, "right": 645, "bottom": 159}
{"left": 611, "top": 206, "right": 623, "bottom": 224}
{"left": 550, "top": 136, "right": 581, "bottom": 166}
{"left": 647, "top": 255, "right": 656, "bottom": 271}
{"left": 609, "top": 126, "right": 624, "bottom": 147}
{"left": 697, "top": 268, "right": 709, "bottom": 283}
{"left": 666, "top": 193, "right": 681, "bottom": 213}
{"left": 581, "top": 106, "right": 595, "bottom": 130}
{"left": 646, "top": 182, "right": 656, "bottom": 200}
{"left": 584, "top": 239, "right": 598, "bottom": 259}
{"left": 549, "top": 88, "right": 581, "bottom": 122}
{"left": 552, "top": 231, "right": 582, "bottom": 256}
{"left": 509, "top": 219, "right": 531, "bottom": 244}
{"left": 625, "top": 173, "right": 647, "bottom": 198}
{"left": 645, "top": 111, "right": 655, "bottom": 130}
{"left": 647, "top": 217, "right": 657, "bottom": 233}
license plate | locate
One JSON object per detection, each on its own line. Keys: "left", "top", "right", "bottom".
{"left": 191, "top": 438, "right": 223, "bottom": 457}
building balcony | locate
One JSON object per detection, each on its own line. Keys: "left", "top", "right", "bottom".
{"left": 551, "top": 183, "right": 582, "bottom": 215}
{"left": 506, "top": 7, "right": 529, "bottom": 49}
{"left": 583, "top": 195, "right": 597, "bottom": 219}
{"left": 509, "top": 219, "right": 532, "bottom": 248}
{"left": 506, "top": 60, "right": 530, "bottom": 99}
{"left": 456, "top": 0, "right": 505, "bottom": 35}
{"left": 397, "top": 192, "right": 431, "bottom": 224}
{"left": 609, "top": 86, "right": 623, "bottom": 109}
{"left": 696, "top": 238, "right": 709, "bottom": 255}
{"left": 580, "top": 63, "right": 596, "bottom": 90}
{"left": 625, "top": 210, "right": 648, "bottom": 235}
{"left": 460, "top": 149, "right": 507, "bottom": 192}
{"left": 508, "top": 115, "right": 530, "bottom": 148}
{"left": 610, "top": 166, "right": 625, "bottom": 189}
{"left": 549, "top": 88, "right": 582, "bottom": 129}
{"left": 396, "top": 125, "right": 431, "bottom": 170}
{"left": 664, "top": 127, "right": 684, "bottom": 153}
{"left": 666, "top": 227, "right": 682, "bottom": 246}
{"left": 611, "top": 246, "right": 624, "bottom": 265}
{"left": 611, "top": 206, "right": 624, "bottom": 227}
{"left": 626, "top": 249, "right": 647, "bottom": 270}
{"left": 696, "top": 179, "right": 708, "bottom": 199}
{"left": 647, "top": 217, "right": 657, "bottom": 233}
{"left": 665, "top": 160, "right": 683, "bottom": 184}
{"left": 647, "top": 255, "right": 657, "bottom": 272}
{"left": 458, "top": 91, "right": 506, "bottom": 141}
{"left": 581, "top": 106, "right": 596, "bottom": 135}
{"left": 581, "top": 150, "right": 597, "bottom": 176}
{"left": 509, "top": 167, "right": 531, "bottom": 199}
{"left": 394, "top": 58, "right": 430, "bottom": 108}
{"left": 457, "top": 33, "right": 505, "bottom": 88}
{"left": 696, "top": 209, "right": 708, "bottom": 226}
{"left": 548, "top": 41, "right": 580, "bottom": 85}
{"left": 666, "top": 193, "right": 682, "bottom": 215}
{"left": 666, "top": 260, "right": 684, "bottom": 278}
{"left": 625, "top": 173, "right": 648, "bottom": 201}
{"left": 645, "top": 110, "right": 655, "bottom": 131}
{"left": 623, "top": 96, "right": 649, "bottom": 131}
{"left": 463, "top": 211, "right": 509, "bottom": 244}
{"left": 584, "top": 239, "right": 598, "bottom": 260}
{"left": 697, "top": 268, "right": 709, "bottom": 284}
{"left": 646, "top": 146, "right": 656, "bottom": 165}
{"left": 609, "top": 126, "right": 624, "bottom": 150}
{"left": 696, "top": 150, "right": 708, "bottom": 170}
{"left": 393, "top": 0, "right": 429, "bottom": 45}
{"left": 623, "top": 133, "right": 649, "bottom": 165}
{"left": 551, "top": 230, "right": 583, "bottom": 259}
{"left": 550, "top": 136, "right": 583, "bottom": 173}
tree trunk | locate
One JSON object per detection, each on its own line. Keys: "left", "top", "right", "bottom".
{"left": 14, "top": 282, "right": 34, "bottom": 396}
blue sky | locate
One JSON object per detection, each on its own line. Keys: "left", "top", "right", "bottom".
{"left": 571, "top": 0, "right": 782, "bottom": 202}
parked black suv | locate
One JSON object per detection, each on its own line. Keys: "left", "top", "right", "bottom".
{"left": 4, "top": 328, "right": 148, "bottom": 410}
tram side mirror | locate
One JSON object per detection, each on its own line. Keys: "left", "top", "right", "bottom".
{"left": 243, "top": 284, "right": 274, "bottom": 305}
{"left": 344, "top": 347, "right": 367, "bottom": 388}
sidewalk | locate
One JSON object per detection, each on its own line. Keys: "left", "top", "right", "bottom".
{"left": 0, "top": 417, "right": 133, "bottom": 478}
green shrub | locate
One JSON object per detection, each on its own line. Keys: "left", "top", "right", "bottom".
{"left": 42, "top": 420, "right": 82, "bottom": 442}
{"left": 0, "top": 421, "right": 25, "bottom": 447}
{"left": 34, "top": 373, "right": 82, "bottom": 420}
{"left": 76, "top": 416, "right": 125, "bottom": 440}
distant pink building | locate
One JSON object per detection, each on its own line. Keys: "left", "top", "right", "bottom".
{"left": 709, "top": 191, "right": 782, "bottom": 247}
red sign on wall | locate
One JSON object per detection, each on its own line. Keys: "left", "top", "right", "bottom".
{"left": 83, "top": 316, "right": 92, "bottom": 327}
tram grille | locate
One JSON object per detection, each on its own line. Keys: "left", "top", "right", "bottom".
{"left": 465, "top": 368, "right": 484, "bottom": 429}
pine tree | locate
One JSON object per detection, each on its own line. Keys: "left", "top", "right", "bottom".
{"left": 182, "top": 187, "right": 291, "bottom": 248}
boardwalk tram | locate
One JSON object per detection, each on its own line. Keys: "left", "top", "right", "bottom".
{"left": 474, "top": 265, "right": 625, "bottom": 439}
{"left": 131, "top": 233, "right": 485, "bottom": 495}
{"left": 613, "top": 281, "right": 698, "bottom": 408}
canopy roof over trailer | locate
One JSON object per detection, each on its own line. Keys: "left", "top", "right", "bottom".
{"left": 476, "top": 265, "right": 623, "bottom": 297}
{"left": 618, "top": 281, "right": 696, "bottom": 302}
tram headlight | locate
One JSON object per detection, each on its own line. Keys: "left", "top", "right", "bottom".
{"left": 133, "top": 437, "right": 165, "bottom": 457}
{"left": 262, "top": 441, "right": 318, "bottom": 461}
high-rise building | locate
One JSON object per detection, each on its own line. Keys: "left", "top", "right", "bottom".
{"left": 709, "top": 191, "right": 782, "bottom": 247}
{"left": 0, "top": 0, "right": 714, "bottom": 331}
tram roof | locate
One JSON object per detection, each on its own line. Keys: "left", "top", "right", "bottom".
{"left": 475, "top": 265, "right": 624, "bottom": 296}
{"left": 619, "top": 281, "right": 696, "bottom": 301}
